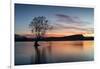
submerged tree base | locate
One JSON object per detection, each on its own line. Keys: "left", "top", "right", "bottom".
{"left": 34, "top": 41, "right": 40, "bottom": 47}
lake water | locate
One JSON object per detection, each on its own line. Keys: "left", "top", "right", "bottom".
{"left": 15, "top": 41, "right": 94, "bottom": 65}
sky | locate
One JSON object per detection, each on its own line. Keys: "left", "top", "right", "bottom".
{"left": 15, "top": 4, "right": 94, "bottom": 37}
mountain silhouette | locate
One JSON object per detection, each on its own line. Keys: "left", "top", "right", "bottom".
{"left": 15, "top": 34, "right": 94, "bottom": 41}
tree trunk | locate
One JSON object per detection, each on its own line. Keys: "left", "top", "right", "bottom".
{"left": 34, "top": 40, "right": 40, "bottom": 47}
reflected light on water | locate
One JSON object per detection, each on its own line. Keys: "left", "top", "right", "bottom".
{"left": 15, "top": 41, "right": 94, "bottom": 65}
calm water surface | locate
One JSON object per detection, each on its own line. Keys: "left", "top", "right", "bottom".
{"left": 15, "top": 41, "right": 94, "bottom": 65}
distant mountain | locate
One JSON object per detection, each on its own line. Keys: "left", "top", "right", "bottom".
{"left": 15, "top": 34, "right": 94, "bottom": 41}
{"left": 15, "top": 34, "right": 28, "bottom": 41}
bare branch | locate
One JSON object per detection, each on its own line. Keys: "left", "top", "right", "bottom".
{"left": 29, "top": 16, "right": 53, "bottom": 39}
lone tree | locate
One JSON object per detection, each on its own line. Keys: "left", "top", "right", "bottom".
{"left": 29, "top": 16, "right": 53, "bottom": 46}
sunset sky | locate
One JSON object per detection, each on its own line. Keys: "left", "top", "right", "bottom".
{"left": 15, "top": 4, "right": 94, "bottom": 37}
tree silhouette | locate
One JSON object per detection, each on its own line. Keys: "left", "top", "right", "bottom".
{"left": 29, "top": 16, "right": 53, "bottom": 64}
{"left": 29, "top": 16, "right": 53, "bottom": 46}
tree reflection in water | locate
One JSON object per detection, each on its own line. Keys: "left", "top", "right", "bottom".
{"left": 31, "top": 41, "right": 52, "bottom": 64}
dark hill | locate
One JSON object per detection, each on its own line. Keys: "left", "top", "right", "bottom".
{"left": 15, "top": 34, "right": 94, "bottom": 41}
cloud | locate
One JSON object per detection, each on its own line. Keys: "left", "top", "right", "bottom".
{"left": 55, "top": 14, "right": 82, "bottom": 23}
{"left": 47, "top": 14, "right": 94, "bottom": 35}
{"left": 53, "top": 23, "right": 92, "bottom": 32}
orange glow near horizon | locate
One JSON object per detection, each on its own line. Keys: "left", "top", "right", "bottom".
{"left": 16, "top": 31, "right": 94, "bottom": 37}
